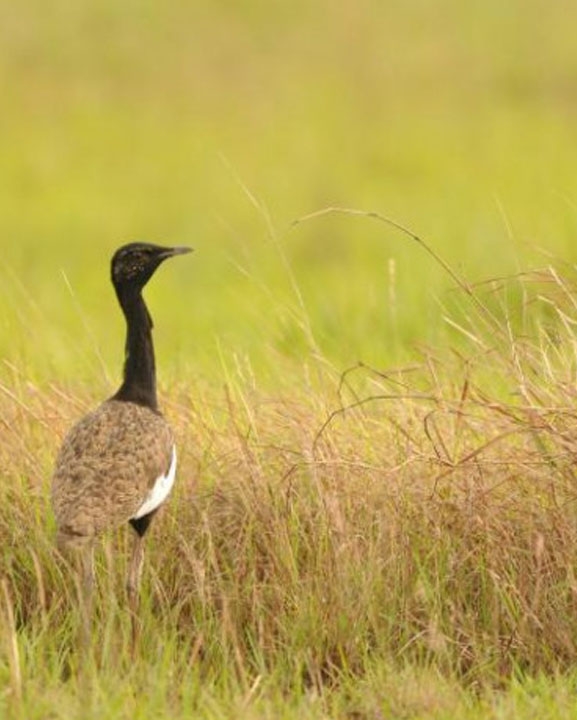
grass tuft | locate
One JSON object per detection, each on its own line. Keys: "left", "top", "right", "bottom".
{"left": 2, "top": 262, "right": 577, "bottom": 716}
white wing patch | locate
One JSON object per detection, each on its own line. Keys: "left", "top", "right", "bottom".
{"left": 133, "top": 445, "right": 177, "bottom": 520}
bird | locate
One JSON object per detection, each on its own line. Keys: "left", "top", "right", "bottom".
{"left": 51, "top": 242, "right": 192, "bottom": 652}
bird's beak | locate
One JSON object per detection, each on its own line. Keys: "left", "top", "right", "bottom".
{"left": 159, "top": 246, "right": 194, "bottom": 259}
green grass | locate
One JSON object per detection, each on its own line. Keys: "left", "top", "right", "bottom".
{"left": 3, "top": 0, "right": 577, "bottom": 717}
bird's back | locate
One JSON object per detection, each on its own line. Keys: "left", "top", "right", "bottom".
{"left": 52, "top": 399, "right": 174, "bottom": 547}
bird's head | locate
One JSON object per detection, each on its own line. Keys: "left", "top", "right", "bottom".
{"left": 111, "top": 242, "right": 192, "bottom": 292}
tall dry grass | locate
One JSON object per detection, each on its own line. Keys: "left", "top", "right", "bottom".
{"left": 1, "top": 264, "right": 577, "bottom": 704}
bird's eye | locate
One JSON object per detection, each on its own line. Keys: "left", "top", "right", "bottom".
{"left": 128, "top": 256, "right": 144, "bottom": 274}
{"left": 112, "top": 246, "right": 156, "bottom": 283}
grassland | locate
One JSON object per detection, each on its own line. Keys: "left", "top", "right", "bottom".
{"left": 2, "top": 0, "right": 577, "bottom": 717}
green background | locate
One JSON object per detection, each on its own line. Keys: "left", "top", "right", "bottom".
{"left": 1, "top": 0, "right": 576, "bottom": 386}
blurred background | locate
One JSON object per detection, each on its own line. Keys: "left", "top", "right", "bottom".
{"left": 1, "top": 0, "right": 576, "bottom": 387}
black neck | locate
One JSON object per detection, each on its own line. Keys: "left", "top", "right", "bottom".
{"left": 112, "top": 286, "right": 158, "bottom": 411}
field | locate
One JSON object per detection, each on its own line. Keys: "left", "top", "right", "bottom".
{"left": 2, "top": 0, "right": 577, "bottom": 717}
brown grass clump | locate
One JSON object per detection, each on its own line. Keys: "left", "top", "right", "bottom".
{"left": 1, "top": 266, "right": 577, "bottom": 693}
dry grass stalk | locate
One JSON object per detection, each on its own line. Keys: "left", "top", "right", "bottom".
{"left": 1, "top": 266, "right": 577, "bottom": 689}
{"left": 1, "top": 578, "right": 22, "bottom": 703}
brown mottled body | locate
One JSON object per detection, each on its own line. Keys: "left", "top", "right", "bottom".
{"left": 52, "top": 400, "right": 173, "bottom": 548}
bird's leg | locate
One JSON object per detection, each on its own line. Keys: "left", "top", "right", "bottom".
{"left": 127, "top": 532, "right": 145, "bottom": 656}
{"left": 76, "top": 541, "right": 96, "bottom": 659}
